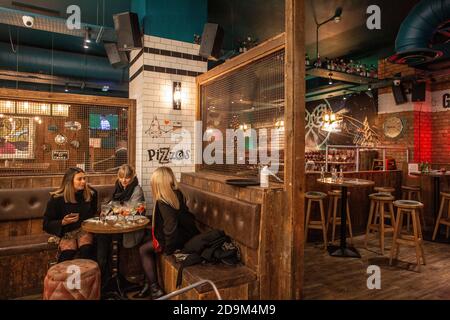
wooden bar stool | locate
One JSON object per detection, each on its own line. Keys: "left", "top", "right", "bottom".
{"left": 327, "top": 190, "right": 353, "bottom": 244}
{"left": 432, "top": 192, "right": 450, "bottom": 241}
{"left": 401, "top": 185, "right": 425, "bottom": 230}
{"left": 374, "top": 187, "right": 395, "bottom": 195}
{"left": 305, "top": 191, "right": 328, "bottom": 250}
{"left": 390, "top": 200, "right": 426, "bottom": 271}
{"left": 365, "top": 193, "right": 396, "bottom": 255}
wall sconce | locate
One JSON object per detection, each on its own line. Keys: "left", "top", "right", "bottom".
{"left": 173, "top": 82, "right": 182, "bottom": 110}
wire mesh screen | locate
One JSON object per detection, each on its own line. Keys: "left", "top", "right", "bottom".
{"left": 200, "top": 49, "right": 285, "bottom": 178}
{"left": 0, "top": 99, "right": 129, "bottom": 176}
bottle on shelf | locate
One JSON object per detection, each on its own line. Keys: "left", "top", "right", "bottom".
{"left": 305, "top": 54, "right": 310, "bottom": 66}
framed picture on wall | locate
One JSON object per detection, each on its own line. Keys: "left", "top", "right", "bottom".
{"left": 0, "top": 116, "right": 35, "bottom": 159}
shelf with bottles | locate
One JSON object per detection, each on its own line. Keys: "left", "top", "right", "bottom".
{"left": 305, "top": 54, "right": 378, "bottom": 80}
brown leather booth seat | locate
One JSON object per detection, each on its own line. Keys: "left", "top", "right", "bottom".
{"left": 158, "top": 183, "right": 260, "bottom": 300}
{"left": 0, "top": 184, "right": 114, "bottom": 299}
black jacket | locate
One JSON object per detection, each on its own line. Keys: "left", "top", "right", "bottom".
{"left": 43, "top": 189, "right": 98, "bottom": 237}
{"left": 154, "top": 190, "right": 199, "bottom": 255}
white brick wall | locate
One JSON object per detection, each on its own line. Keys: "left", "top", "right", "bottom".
{"left": 129, "top": 35, "right": 207, "bottom": 207}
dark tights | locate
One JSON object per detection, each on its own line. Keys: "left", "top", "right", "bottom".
{"left": 58, "top": 244, "right": 94, "bottom": 263}
{"left": 139, "top": 241, "right": 157, "bottom": 286}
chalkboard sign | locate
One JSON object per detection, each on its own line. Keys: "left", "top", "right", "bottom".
{"left": 52, "top": 150, "right": 69, "bottom": 160}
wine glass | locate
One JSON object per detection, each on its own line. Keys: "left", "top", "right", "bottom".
{"left": 100, "top": 203, "right": 111, "bottom": 224}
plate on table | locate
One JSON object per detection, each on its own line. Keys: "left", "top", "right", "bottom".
{"left": 225, "top": 179, "right": 260, "bottom": 187}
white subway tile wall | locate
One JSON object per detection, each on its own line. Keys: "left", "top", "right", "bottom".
{"left": 129, "top": 35, "right": 207, "bottom": 207}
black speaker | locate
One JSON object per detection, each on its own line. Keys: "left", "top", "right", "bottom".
{"left": 113, "top": 12, "right": 142, "bottom": 51}
{"left": 105, "top": 42, "right": 129, "bottom": 68}
{"left": 199, "top": 23, "right": 224, "bottom": 60}
{"left": 392, "top": 84, "right": 407, "bottom": 105}
{"left": 411, "top": 82, "right": 426, "bottom": 102}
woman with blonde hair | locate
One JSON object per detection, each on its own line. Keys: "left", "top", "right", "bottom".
{"left": 97, "top": 164, "right": 145, "bottom": 292}
{"left": 43, "top": 167, "right": 97, "bottom": 262}
{"left": 133, "top": 166, "right": 198, "bottom": 299}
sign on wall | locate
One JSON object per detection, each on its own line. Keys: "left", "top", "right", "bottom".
{"left": 147, "top": 147, "right": 191, "bottom": 164}
{"left": 52, "top": 150, "right": 69, "bottom": 160}
{"left": 444, "top": 93, "right": 450, "bottom": 109}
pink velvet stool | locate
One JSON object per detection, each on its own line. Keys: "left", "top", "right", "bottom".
{"left": 43, "top": 259, "right": 101, "bottom": 300}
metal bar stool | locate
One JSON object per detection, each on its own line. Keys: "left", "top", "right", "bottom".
{"left": 305, "top": 191, "right": 328, "bottom": 250}
{"left": 432, "top": 192, "right": 450, "bottom": 241}
{"left": 365, "top": 193, "right": 396, "bottom": 255}
{"left": 390, "top": 200, "right": 426, "bottom": 271}
{"left": 327, "top": 190, "right": 353, "bottom": 245}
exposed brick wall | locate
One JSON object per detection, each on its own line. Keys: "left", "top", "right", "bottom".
{"left": 376, "top": 59, "right": 450, "bottom": 165}
{"left": 432, "top": 110, "right": 450, "bottom": 164}
{"left": 375, "top": 111, "right": 415, "bottom": 165}
{"left": 413, "top": 110, "right": 432, "bottom": 163}
{"left": 378, "top": 59, "right": 417, "bottom": 95}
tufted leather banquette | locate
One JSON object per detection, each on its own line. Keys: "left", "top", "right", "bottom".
{"left": 179, "top": 183, "right": 261, "bottom": 249}
{"left": 0, "top": 185, "right": 115, "bottom": 222}
{"left": 0, "top": 184, "right": 115, "bottom": 299}
{"left": 159, "top": 183, "right": 261, "bottom": 300}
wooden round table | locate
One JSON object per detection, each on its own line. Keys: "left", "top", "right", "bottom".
{"left": 82, "top": 216, "right": 149, "bottom": 234}
{"left": 82, "top": 216, "right": 149, "bottom": 299}
{"left": 317, "top": 177, "right": 375, "bottom": 258}
{"left": 410, "top": 171, "right": 450, "bottom": 233}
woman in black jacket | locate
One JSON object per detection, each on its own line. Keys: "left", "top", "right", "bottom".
{"left": 43, "top": 167, "right": 98, "bottom": 263}
{"left": 97, "top": 164, "right": 146, "bottom": 290}
{"left": 134, "top": 166, "right": 198, "bottom": 299}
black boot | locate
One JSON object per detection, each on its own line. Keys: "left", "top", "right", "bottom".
{"left": 79, "top": 244, "right": 94, "bottom": 260}
{"left": 150, "top": 283, "right": 165, "bottom": 299}
{"left": 132, "top": 283, "right": 150, "bottom": 299}
{"left": 58, "top": 250, "right": 77, "bottom": 263}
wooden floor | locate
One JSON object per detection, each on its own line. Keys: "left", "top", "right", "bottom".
{"left": 304, "top": 234, "right": 450, "bottom": 300}
{"left": 16, "top": 234, "right": 450, "bottom": 300}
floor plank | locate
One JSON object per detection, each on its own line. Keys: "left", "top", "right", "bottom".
{"left": 304, "top": 235, "right": 450, "bottom": 300}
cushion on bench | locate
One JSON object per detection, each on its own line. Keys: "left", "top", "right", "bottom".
{"left": 0, "top": 187, "right": 55, "bottom": 222}
{"left": 178, "top": 183, "right": 261, "bottom": 250}
{"left": 0, "top": 185, "right": 115, "bottom": 222}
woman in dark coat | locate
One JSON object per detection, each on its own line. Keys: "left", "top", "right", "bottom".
{"left": 133, "top": 166, "right": 198, "bottom": 299}
{"left": 97, "top": 164, "right": 145, "bottom": 291}
{"left": 43, "top": 167, "right": 97, "bottom": 262}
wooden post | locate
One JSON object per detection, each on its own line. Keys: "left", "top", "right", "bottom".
{"left": 285, "top": 0, "right": 305, "bottom": 299}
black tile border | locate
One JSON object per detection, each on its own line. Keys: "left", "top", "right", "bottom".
{"left": 143, "top": 46, "right": 207, "bottom": 62}
{"left": 130, "top": 64, "right": 203, "bottom": 82}
{"left": 129, "top": 66, "right": 144, "bottom": 82}
{"left": 129, "top": 49, "right": 144, "bottom": 67}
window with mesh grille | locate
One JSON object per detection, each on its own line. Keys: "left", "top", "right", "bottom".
{"left": 200, "top": 49, "right": 285, "bottom": 178}
{"left": 0, "top": 100, "right": 129, "bottom": 175}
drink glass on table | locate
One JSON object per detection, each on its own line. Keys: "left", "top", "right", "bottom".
{"left": 100, "top": 203, "right": 111, "bottom": 224}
